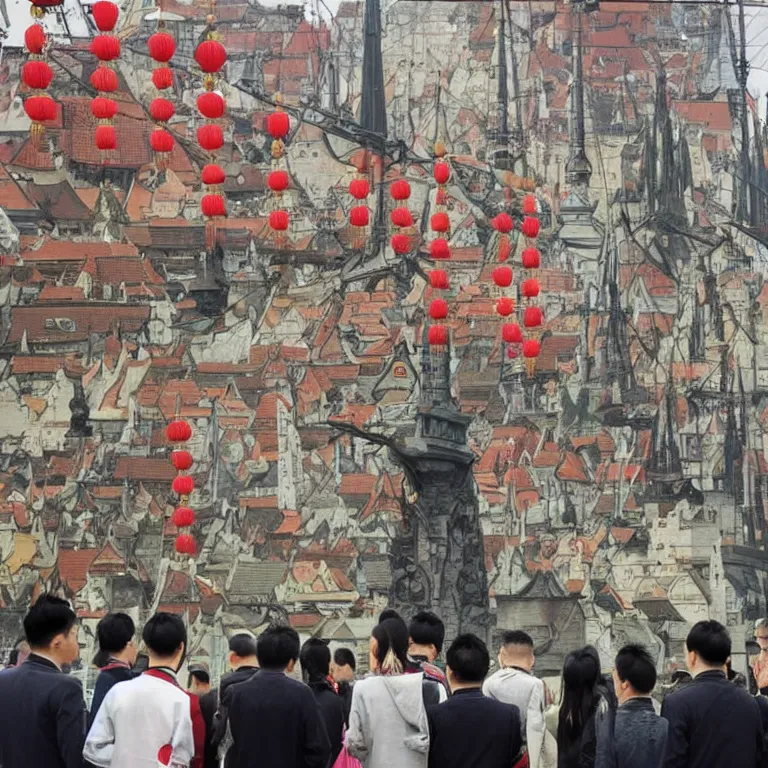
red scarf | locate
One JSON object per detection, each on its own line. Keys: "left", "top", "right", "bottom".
{"left": 327, "top": 675, "right": 340, "bottom": 695}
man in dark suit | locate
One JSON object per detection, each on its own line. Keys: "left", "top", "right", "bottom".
{"left": 427, "top": 633, "right": 526, "bottom": 768}
{"left": 662, "top": 619, "right": 764, "bottom": 768}
{"left": 0, "top": 594, "right": 85, "bottom": 768}
{"left": 226, "top": 625, "right": 330, "bottom": 768}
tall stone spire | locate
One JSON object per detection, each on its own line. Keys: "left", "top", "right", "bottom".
{"left": 360, "top": 0, "right": 387, "bottom": 139}
{"left": 565, "top": 5, "right": 592, "bottom": 189}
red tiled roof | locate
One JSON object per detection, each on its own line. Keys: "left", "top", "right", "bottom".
{"left": 58, "top": 548, "right": 99, "bottom": 593}
{"left": 21, "top": 239, "right": 138, "bottom": 262}
{"left": 11, "top": 355, "right": 65, "bottom": 374}
{"left": 27, "top": 181, "right": 92, "bottom": 221}
{"left": 8, "top": 305, "right": 150, "bottom": 343}
{"left": 0, "top": 163, "right": 38, "bottom": 211}
{"left": 113, "top": 457, "right": 177, "bottom": 482}
{"left": 672, "top": 101, "right": 732, "bottom": 132}
{"left": 240, "top": 496, "right": 280, "bottom": 510}
{"left": 339, "top": 475, "right": 378, "bottom": 497}
{"left": 38, "top": 285, "right": 86, "bottom": 302}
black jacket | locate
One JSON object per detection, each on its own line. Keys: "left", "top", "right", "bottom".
{"left": 227, "top": 669, "right": 331, "bottom": 768}
{"left": 427, "top": 687, "right": 524, "bottom": 768}
{"left": 661, "top": 669, "right": 763, "bottom": 768}
{"left": 89, "top": 659, "right": 134, "bottom": 726}
{"left": 596, "top": 697, "right": 668, "bottom": 768}
{"left": 338, "top": 681, "right": 354, "bottom": 725}
{"left": 0, "top": 654, "right": 87, "bottom": 768}
{"left": 308, "top": 678, "right": 346, "bottom": 766}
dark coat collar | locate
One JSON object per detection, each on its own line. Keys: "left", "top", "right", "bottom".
{"left": 26, "top": 653, "right": 60, "bottom": 671}
{"left": 619, "top": 697, "right": 655, "bottom": 711}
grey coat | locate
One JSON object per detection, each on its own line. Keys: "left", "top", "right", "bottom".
{"left": 596, "top": 697, "right": 667, "bottom": 768}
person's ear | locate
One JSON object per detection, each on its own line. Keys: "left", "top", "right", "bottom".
{"left": 286, "top": 659, "right": 296, "bottom": 674}
{"left": 228, "top": 651, "right": 237, "bottom": 667}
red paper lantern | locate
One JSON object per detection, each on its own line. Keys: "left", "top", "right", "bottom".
{"left": 195, "top": 39, "right": 227, "bottom": 73}
{"left": 95, "top": 124, "right": 116, "bottom": 150}
{"left": 92, "top": 1, "right": 119, "bottom": 31}
{"left": 152, "top": 67, "right": 173, "bottom": 90}
{"left": 507, "top": 348, "right": 518, "bottom": 360}
{"left": 522, "top": 247, "right": 540, "bottom": 269}
{"left": 149, "top": 97, "right": 175, "bottom": 123}
{"left": 429, "top": 270, "right": 449, "bottom": 290}
{"left": 197, "top": 91, "right": 225, "bottom": 119}
{"left": 429, "top": 298, "right": 449, "bottom": 320}
{"left": 349, "top": 178, "right": 370, "bottom": 200}
{"left": 391, "top": 233, "right": 411, "bottom": 255}
{"left": 498, "top": 237, "right": 511, "bottom": 263}
{"left": 24, "top": 24, "right": 46, "bottom": 55}
{"left": 522, "top": 216, "right": 540, "bottom": 238}
{"left": 522, "top": 195, "right": 537, "bottom": 215}
{"left": 201, "top": 194, "right": 226, "bottom": 218}
{"left": 522, "top": 278, "right": 540, "bottom": 298}
{"left": 492, "top": 213, "right": 514, "bottom": 234}
{"left": 350, "top": 206, "right": 369, "bottom": 227}
{"left": 174, "top": 534, "right": 196, "bottom": 555}
{"left": 150, "top": 128, "right": 174, "bottom": 153}
{"left": 391, "top": 207, "right": 413, "bottom": 228}
{"left": 428, "top": 325, "right": 449, "bottom": 345}
{"left": 434, "top": 161, "right": 450, "bottom": 185}
{"left": 90, "top": 35, "right": 120, "bottom": 61}
{"left": 266, "top": 111, "right": 290, "bottom": 139}
{"left": 493, "top": 266, "right": 513, "bottom": 288}
{"left": 430, "top": 238, "right": 450, "bottom": 260}
{"left": 172, "top": 475, "right": 194, "bottom": 496}
{"left": 90, "top": 96, "right": 116, "bottom": 119}
{"left": 22, "top": 61, "right": 53, "bottom": 91}
{"left": 268, "top": 170, "right": 289, "bottom": 193}
{"left": 172, "top": 506, "right": 195, "bottom": 527}
{"left": 496, "top": 297, "right": 515, "bottom": 317}
{"left": 524, "top": 306, "right": 544, "bottom": 328}
{"left": 269, "top": 210, "right": 289, "bottom": 231}
{"left": 148, "top": 31, "right": 175, "bottom": 62}
{"left": 502, "top": 323, "right": 522, "bottom": 343}
{"left": 523, "top": 339, "right": 541, "bottom": 358}
{"left": 166, "top": 419, "right": 192, "bottom": 442}
{"left": 201, "top": 163, "right": 226, "bottom": 186}
{"left": 90, "top": 65, "right": 118, "bottom": 92}
{"left": 390, "top": 179, "right": 411, "bottom": 201}
{"left": 431, "top": 212, "right": 449, "bottom": 233}
{"left": 197, "top": 123, "right": 223, "bottom": 151}
{"left": 171, "top": 450, "right": 194, "bottom": 471}
{"left": 24, "top": 95, "right": 56, "bottom": 123}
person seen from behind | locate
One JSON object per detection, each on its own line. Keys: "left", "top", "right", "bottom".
{"left": 7, "top": 636, "right": 30, "bottom": 668}
{"left": 188, "top": 663, "right": 211, "bottom": 696}
{"left": 595, "top": 644, "right": 667, "bottom": 768}
{"left": 661, "top": 619, "right": 763, "bottom": 768}
{"left": 483, "top": 629, "right": 546, "bottom": 768}
{"left": 407, "top": 611, "right": 450, "bottom": 694}
{"left": 225, "top": 624, "right": 330, "bottom": 768}
{"left": 332, "top": 646, "right": 356, "bottom": 722}
{"left": 752, "top": 619, "right": 768, "bottom": 694}
{"left": 428, "top": 633, "right": 526, "bottom": 768}
{"left": 84, "top": 611, "right": 198, "bottom": 768}
{"left": 0, "top": 594, "right": 84, "bottom": 768}
{"left": 89, "top": 612, "right": 137, "bottom": 725}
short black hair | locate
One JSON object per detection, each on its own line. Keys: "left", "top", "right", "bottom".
{"left": 229, "top": 633, "right": 258, "bottom": 659}
{"left": 188, "top": 669, "right": 210, "bottom": 685}
{"left": 446, "top": 633, "right": 490, "bottom": 684}
{"left": 686, "top": 620, "right": 731, "bottom": 666}
{"left": 409, "top": 611, "right": 445, "bottom": 654}
{"left": 379, "top": 608, "right": 404, "bottom": 624}
{"left": 615, "top": 644, "right": 657, "bottom": 694}
{"left": 24, "top": 594, "right": 77, "bottom": 649}
{"left": 142, "top": 612, "right": 187, "bottom": 658}
{"left": 97, "top": 613, "right": 135, "bottom": 654}
{"left": 502, "top": 630, "right": 534, "bottom": 649}
{"left": 334, "top": 647, "right": 356, "bottom": 671}
{"left": 257, "top": 625, "right": 300, "bottom": 670}
{"left": 300, "top": 637, "right": 331, "bottom": 681}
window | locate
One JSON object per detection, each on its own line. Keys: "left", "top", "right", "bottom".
{"left": 44, "top": 318, "right": 77, "bottom": 332}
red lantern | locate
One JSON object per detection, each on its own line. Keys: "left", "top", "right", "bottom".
{"left": 522, "top": 216, "right": 540, "bottom": 238}
{"left": 350, "top": 206, "right": 369, "bottom": 227}
{"left": 92, "top": 1, "right": 119, "bottom": 31}
{"left": 502, "top": 323, "right": 522, "bottom": 343}
{"left": 349, "top": 178, "right": 370, "bottom": 200}
{"left": 390, "top": 179, "right": 411, "bottom": 201}
{"left": 492, "top": 266, "right": 513, "bottom": 288}
{"left": 24, "top": 95, "right": 56, "bottom": 123}
{"left": 150, "top": 97, "right": 175, "bottom": 123}
{"left": 150, "top": 128, "right": 174, "bottom": 153}
{"left": 429, "top": 270, "right": 449, "bottom": 290}
{"left": 197, "top": 91, "right": 225, "bottom": 119}
{"left": 391, "top": 207, "right": 413, "bottom": 228}
{"left": 197, "top": 123, "right": 224, "bottom": 151}
{"left": 172, "top": 475, "right": 194, "bottom": 496}
{"left": 496, "top": 297, "right": 515, "bottom": 317}
{"left": 269, "top": 210, "right": 289, "bottom": 231}
{"left": 430, "top": 238, "right": 450, "bottom": 260}
{"left": 148, "top": 31, "right": 175, "bottom": 62}
{"left": 174, "top": 534, "right": 196, "bottom": 555}
{"left": 24, "top": 24, "right": 46, "bottom": 55}
{"left": 268, "top": 170, "right": 289, "bottom": 193}
{"left": 431, "top": 212, "right": 449, "bottom": 233}
{"left": 152, "top": 67, "right": 173, "bottom": 90}
{"left": 429, "top": 298, "right": 449, "bottom": 320}
{"left": 90, "top": 35, "right": 120, "bottom": 61}
{"left": 507, "top": 348, "right": 518, "bottom": 360}
{"left": 492, "top": 213, "right": 514, "bottom": 234}
{"left": 523, "top": 339, "right": 541, "bottom": 358}
{"left": 201, "top": 194, "right": 226, "bottom": 218}
{"left": 523, "top": 195, "right": 537, "bottom": 215}
{"left": 436, "top": 188, "right": 448, "bottom": 206}
{"left": 428, "top": 325, "right": 448, "bottom": 345}
{"left": 95, "top": 124, "right": 116, "bottom": 150}
{"left": 166, "top": 419, "right": 192, "bottom": 442}
{"left": 195, "top": 39, "right": 227, "bottom": 73}
{"left": 266, "top": 111, "right": 290, "bottom": 139}
{"left": 498, "top": 237, "right": 511, "bottom": 263}
{"left": 172, "top": 506, "right": 195, "bottom": 527}
{"left": 90, "top": 96, "right": 116, "bottom": 120}
{"left": 524, "top": 306, "right": 544, "bottom": 328}
{"left": 171, "top": 450, "right": 194, "bottom": 471}
{"left": 391, "top": 233, "right": 411, "bottom": 255}
{"left": 522, "top": 278, "right": 540, "bottom": 298}
{"left": 22, "top": 61, "right": 53, "bottom": 91}
{"left": 201, "top": 163, "right": 226, "bottom": 186}
{"left": 434, "top": 161, "right": 450, "bottom": 185}
{"left": 90, "top": 65, "right": 118, "bottom": 92}
{"left": 522, "top": 247, "right": 540, "bottom": 269}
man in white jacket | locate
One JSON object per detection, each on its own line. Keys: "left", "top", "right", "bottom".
{"left": 482, "top": 631, "right": 545, "bottom": 768}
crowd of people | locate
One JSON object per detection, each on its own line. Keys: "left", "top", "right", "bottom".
{"left": 1, "top": 593, "right": 768, "bottom": 768}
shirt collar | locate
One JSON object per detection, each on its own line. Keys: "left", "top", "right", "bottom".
{"left": 451, "top": 686, "right": 483, "bottom": 696}
{"left": 28, "top": 652, "right": 61, "bottom": 671}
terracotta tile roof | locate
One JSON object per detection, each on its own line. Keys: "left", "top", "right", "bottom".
{"left": 21, "top": 238, "right": 138, "bottom": 262}
{"left": 38, "top": 285, "right": 86, "bottom": 302}
{"left": 339, "top": 474, "right": 378, "bottom": 497}
{"left": 9, "top": 138, "right": 57, "bottom": 171}
{"left": 27, "top": 181, "right": 92, "bottom": 221}
{"left": 0, "top": 163, "right": 38, "bottom": 211}
{"left": 57, "top": 548, "right": 99, "bottom": 593}
{"left": 93, "top": 256, "right": 165, "bottom": 286}
{"left": 240, "top": 496, "right": 279, "bottom": 510}
{"left": 11, "top": 355, "right": 65, "bottom": 374}
{"left": 113, "top": 457, "right": 177, "bottom": 482}
{"left": 672, "top": 101, "right": 731, "bottom": 131}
